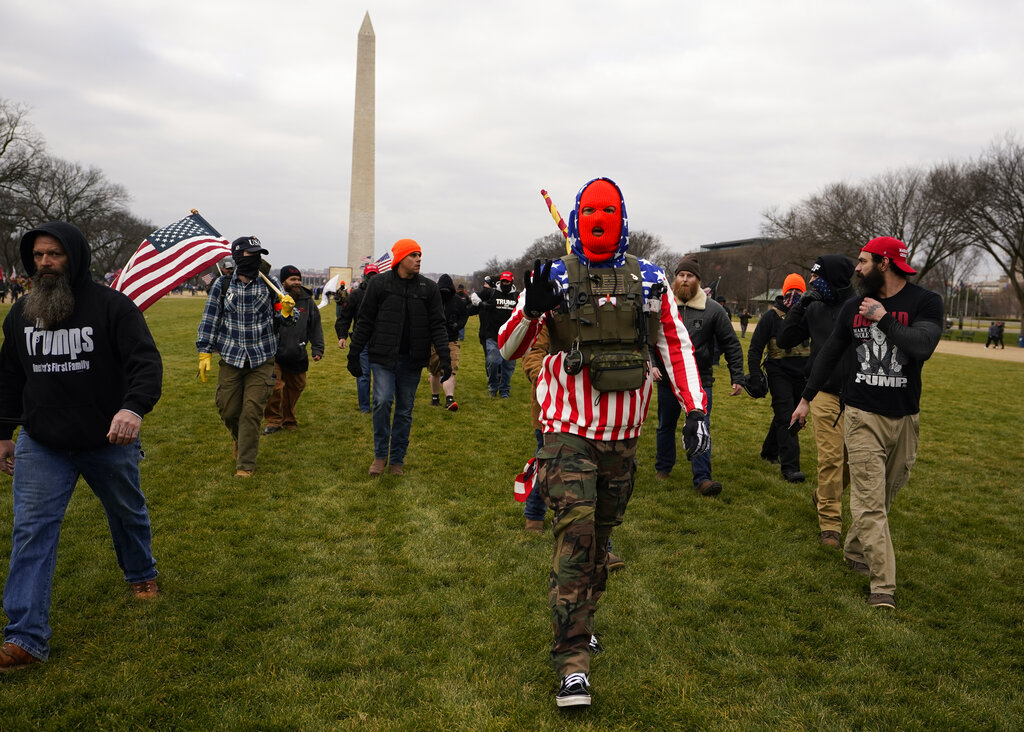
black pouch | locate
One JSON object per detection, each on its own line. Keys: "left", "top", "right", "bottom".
{"left": 588, "top": 352, "right": 647, "bottom": 392}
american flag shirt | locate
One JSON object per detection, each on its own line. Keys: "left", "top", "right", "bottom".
{"left": 498, "top": 257, "right": 706, "bottom": 442}
{"left": 196, "top": 273, "right": 287, "bottom": 368}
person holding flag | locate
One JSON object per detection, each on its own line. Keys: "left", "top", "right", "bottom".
{"left": 196, "top": 236, "right": 294, "bottom": 478}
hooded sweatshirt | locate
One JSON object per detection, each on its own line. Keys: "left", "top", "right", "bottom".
{"left": 498, "top": 178, "right": 705, "bottom": 441}
{"left": 776, "top": 254, "right": 856, "bottom": 396}
{"left": 0, "top": 222, "right": 163, "bottom": 449}
{"left": 437, "top": 274, "right": 469, "bottom": 342}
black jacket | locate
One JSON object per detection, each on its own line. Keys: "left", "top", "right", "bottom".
{"left": 776, "top": 254, "right": 856, "bottom": 396}
{"left": 748, "top": 300, "right": 809, "bottom": 379}
{"left": 275, "top": 286, "right": 324, "bottom": 374}
{"left": 477, "top": 283, "right": 518, "bottom": 342}
{"left": 336, "top": 279, "right": 369, "bottom": 340}
{"left": 349, "top": 270, "right": 451, "bottom": 371}
{"left": 437, "top": 274, "right": 468, "bottom": 342}
{"left": 0, "top": 222, "right": 163, "bottom": 449}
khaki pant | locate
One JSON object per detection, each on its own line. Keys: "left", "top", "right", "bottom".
{"left": 264, "top": 364, "right": 307, "bottom": 428}
{"left": 216, "top": 360, "right": 276, "bottom": 471}
{"left": 843, "top": 406, "right": 919, "bottom": 596}
{"left": 810, "top": 392, "right": 849, "bottom": 534}
{"left": 428, "top": 340, "right": 460, "bottom": 376}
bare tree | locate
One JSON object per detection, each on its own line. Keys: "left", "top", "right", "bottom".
{"left": 929, "top": 136, "right": 1024, "bottom": 335}
{"left": 0, "top": 99, "right": 45, "bottom": 275}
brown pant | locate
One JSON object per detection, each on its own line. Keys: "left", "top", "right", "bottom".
{"left": 810, "top": 392, "right": 849, "bottom": 534}
{"left": 843, "top": 406, "right": 919, "bottom": 596}
{"left": 263, "top": 364, "right": 307, "bottom": 428}
{"left": 215, "top": 360, "right": 276, "bottom": 471}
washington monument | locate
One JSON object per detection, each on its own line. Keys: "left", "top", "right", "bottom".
{"left": 347, "top": 12, "right": 374, "bottom": 272}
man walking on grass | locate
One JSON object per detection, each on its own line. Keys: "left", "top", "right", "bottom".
{"left": 263, "top": 266, "right": 324, "bottom": 434}
{"left": 347, "top": 239, "right": 451, "bottom": 476}
{"left": 499, "top": 178, "right": 708, "bottom": 708}
{"left": 0, "top": 222, "right": 163, "bottom": 671}
{"left": 792, "top": 237, "right": 942, "bottom": 610}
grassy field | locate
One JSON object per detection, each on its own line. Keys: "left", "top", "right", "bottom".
{"left": 0, "top": 296, "right": 1021, "bottom": 730}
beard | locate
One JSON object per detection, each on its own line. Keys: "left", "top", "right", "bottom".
{"left": 286, "top": 283, "right": 304, "bottom": 298}
{"left": 22, "top": 270, "right": 75, "bottom": 329}
{"left": 672, "top": 279, "right": 697, "bottom": 303}
{"left": 856, "top": 267, "right": 885, "bottom": 298}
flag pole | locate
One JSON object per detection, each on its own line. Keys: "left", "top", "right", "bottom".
{"left": 259, "top": 271, "right": 285, "bottom": 298}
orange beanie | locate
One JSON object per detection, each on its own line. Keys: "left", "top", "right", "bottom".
{"left": 391, "top": 238, "right": 421, "bottom": 266}
{"left": 782, "top": 273, "right": 806, "bottom": 293}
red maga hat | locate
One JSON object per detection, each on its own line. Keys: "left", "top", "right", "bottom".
{"left": 862, "top": 236, "right": 916, "bottom": 275}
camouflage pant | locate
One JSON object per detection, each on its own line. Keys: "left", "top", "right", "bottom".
{"left": 535, "top": 432, "right": 637, "bottom": 677}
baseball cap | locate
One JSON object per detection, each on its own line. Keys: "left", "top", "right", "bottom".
{"left": 500, "top": 271, "right": 514, "bottom": 281}
{"left": 861, "top": 236, "right": 916, "bottom": 275}
{"left": 231, "top": 236, "right": 268, "bottom": 256}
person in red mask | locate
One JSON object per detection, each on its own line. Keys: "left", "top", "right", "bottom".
{"left": 498, "top": 177, "right": 708, "bottom": 708}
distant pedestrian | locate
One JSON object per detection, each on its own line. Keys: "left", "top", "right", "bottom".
{"left": 739, "top": 308, "right": 752, "bottom": 338}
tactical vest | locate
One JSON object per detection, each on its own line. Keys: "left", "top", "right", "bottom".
{"left": 547, "top": 254, "right": 660, "bottom": 392}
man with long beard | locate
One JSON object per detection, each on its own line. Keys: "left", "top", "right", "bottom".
{"left": 0, "top": 222, "right": 163, "bottom": 671}
{"left": 791, "top": 237, "right": 942, "bottom": 610}
{"left": 499, "top": 178, "right": 708, "bottom": 708}
{"left": 263, "top": 266, "right": 324, "bottom": 434}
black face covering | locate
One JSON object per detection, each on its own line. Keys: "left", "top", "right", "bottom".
{"left": 234, "top": 253, "right": 261, "bottom": 278}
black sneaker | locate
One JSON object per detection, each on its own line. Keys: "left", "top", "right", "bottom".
{"left": 556, "top": 672, "right": 591, "bottom": 708}
{"left": 445, "top": 396, "right": 458, "bottom": 412}
{"left": 430, "top": 395, "right": 441, "bottom": 407}
{"left": 783, "top": 470, "right": 806, "bottom": 483}
{"left": 263, "top": 426, "right": 281, "bottom": 434}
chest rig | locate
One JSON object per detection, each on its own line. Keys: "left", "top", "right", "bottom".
{"left": 547, "top": 254, "right": 660, "bottom": 392}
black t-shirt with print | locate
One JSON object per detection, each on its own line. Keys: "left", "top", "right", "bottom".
{"left": 805, "top": 282, "right": 943, "bottom": 417}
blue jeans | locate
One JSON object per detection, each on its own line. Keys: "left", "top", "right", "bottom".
{"left": 4, "top": 431, "right": 156, "bottom": 661}
{"left": 524, "top": 428, "right": 546, "bottom": 521}
{"left": 371, "top": 356, "right": 422, "bottom": 465}
{"left": 356, "top": 345, "right": 371, "bottom": 413}
{"left": 484, "top": 338, "right": 516, "bottom": 396}
{"left": 655, "top": 379, "right": 713, "bottom": 487}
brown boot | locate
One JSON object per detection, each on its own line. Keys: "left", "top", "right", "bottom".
{"left": 525, "top": 519, "right": 544, "bottom": 534}
{"left": 369, "top": 458, "right": 386, "bottom": 476}
{"left": 389, "top": 464, "right": 404, "bottom": 476}
{"left": 819, "top": 530, "right": 841, "bottom": 549}
{"left": 0, "top": 642, "right": 40, "bottom": 672}
{"left": 605, "top": 552, "right": 626, "bottom": 572}
{"left": 130, "top": 579, "right": 160, "bottom": 600}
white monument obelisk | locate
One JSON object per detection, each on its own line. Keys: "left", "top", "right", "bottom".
{"left": 347, "top": 12, "right": 375, "bottom": 272}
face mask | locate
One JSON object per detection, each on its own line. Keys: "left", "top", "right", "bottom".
{"left": 577, "top": 180, "right": 622, "bottom": 262}
{"left": 234, "top": 254, "right": 261, "bottom": 278}
{"left": 782, "top": 289, "right": 802, "bottom": 310}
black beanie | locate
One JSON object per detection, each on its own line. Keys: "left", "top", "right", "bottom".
{"left": 280, "top": 265, "right": 301, "bottom": 281}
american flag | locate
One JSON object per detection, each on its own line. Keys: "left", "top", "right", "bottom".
{"left": 513, "top": 456, "right": 538, "bottom": 502}
{"left": 112, "top": 211, "right": 232, "bottom": 311}
{"left": 374, "top": 251, "right": 393, "bottom": 273}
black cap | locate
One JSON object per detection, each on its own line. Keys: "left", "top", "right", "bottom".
{"left": 231, "top": 236, "right": 268, "bottom": 256}
{"left": 279, "top": 265, "right": 301, "bottom": 281}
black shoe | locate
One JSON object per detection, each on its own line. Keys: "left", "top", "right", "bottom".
{"left": 430, "top": 395, "right": 441, "bottom": 407}
{"left": 783, "top": 470, "right": 806, "bottom": 483}
{"left": 445, "top": 396, "right": 458, "bottom": 412}
{"left": 263, "top": 426, "right": 281, "bottom": 434}
{"left": 556, "top": 672, "right": 591, "bottom": 708}
{"left": 868, "top": 593, "right": 896, "bottom": 609}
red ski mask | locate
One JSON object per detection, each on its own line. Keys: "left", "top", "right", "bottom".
{"left": 577, "top": 179, "right": 623, "bottom": 262}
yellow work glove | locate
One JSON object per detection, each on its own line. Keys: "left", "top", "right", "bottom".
{"left": 277, "top": 294, "right": 295, "bottom": 319}
{"left": 198, "top": 352, "right": 212, "bottom": 382}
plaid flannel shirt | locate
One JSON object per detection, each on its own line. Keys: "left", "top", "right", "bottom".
{"left": 196, "top": 274, "right": 287, "bottom": 368}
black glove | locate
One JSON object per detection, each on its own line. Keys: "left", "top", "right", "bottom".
{"left": 523, "top": 259, "right": 562, "bottom": 318}
{"left": 347, "top": 356, "right": 362, "bottom": 378}
{"left": 440, "top": 364, "right": 453, "bottom": 383}
{"left": 682, "top": 410, "right": 711, "bottom": 460}
{"left": 798, "top": 287, "right": 823, "bottom": 308}
{"left": 741, "top": 371, "right": 768, "bottom": 399}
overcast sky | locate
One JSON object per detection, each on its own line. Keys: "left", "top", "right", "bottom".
{"left": 3, "top": 0, "right": 1023, "bottom": 275}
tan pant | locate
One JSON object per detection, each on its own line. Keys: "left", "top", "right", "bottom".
{"left": 263, "top": 365, "right": 307, "bottom": 428}
{"left": 216, "top": 360, "right": 276, "bottom": 471}
{"left": 843, "top": 406, "right": 919, "bottom": 596}
{"left": 810, "top": 392, "right": 849, "bottom": 533}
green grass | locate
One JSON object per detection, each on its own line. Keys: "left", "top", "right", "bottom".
{"left": 0, "top": 297, "right": 1021, "bottom": 730}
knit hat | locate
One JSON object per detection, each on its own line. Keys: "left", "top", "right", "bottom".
{"left": 861, "top": 236, "right": 916, "bottom": 274}
{"left": 279, "top": 265, "right": 301, "bottom": 281}
{"left": 674, "top": 254, "right": 701, "bottom": 280}
{"left": 782, "top": 273, "right": 806, "bottom": 293}
{"left": 391, "top": 238, "right": 421, "bottom": 267}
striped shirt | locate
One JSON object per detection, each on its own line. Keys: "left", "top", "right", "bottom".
{"left": 499, "top": 258, "right": 705, "bottom": 441}
{"left": 196, "top": 274, "right": 286, "bottom": 369}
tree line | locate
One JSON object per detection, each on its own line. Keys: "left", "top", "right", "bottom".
{"left": 0, "top": 99, "right": 153, "bottom": 280}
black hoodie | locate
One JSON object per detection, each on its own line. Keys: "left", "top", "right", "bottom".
{"left": 776, "top": 254, "right": 856, "bottom": 396}
{"left": 437, "top": 274, "right": 468, "bottom": 342}
{"left": 0, "top": 222, "right": 163, "bottom": 449}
